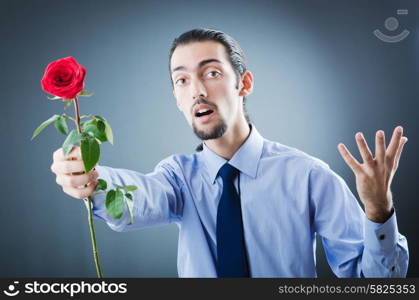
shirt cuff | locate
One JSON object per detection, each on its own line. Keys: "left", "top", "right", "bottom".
{"left": 82, "top": 165, "right": 111, "bottom": 221}
{"left": 364, "top": 209, "right": 398, "bottom": 255}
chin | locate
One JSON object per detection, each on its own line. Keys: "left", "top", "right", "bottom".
{"left": 192, "top": 118, "right": 227, "bottom": 140}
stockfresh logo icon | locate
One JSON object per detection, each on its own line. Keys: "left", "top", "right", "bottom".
{"left": 374, "top": 9, "right": 410, "bottom": 43}
{"left": 3, "top": 281, "right": 20, "bottom": 297}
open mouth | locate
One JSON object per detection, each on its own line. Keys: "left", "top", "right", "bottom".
{"left": 195, "top": 109, "right": 214, "bottom": 118}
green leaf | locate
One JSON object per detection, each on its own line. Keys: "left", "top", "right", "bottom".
{"left": 31, "top": 114, "right": 60, "bottom": 140}
{"left": 81, "top": 120, "right": 93, "bottom": 131}
{"left": 81, "top": 136, "right": 100, "bottom": 173}
{"left": 62, "top": 129, "right": 82, "bottom": 156}
{"left": 79, "top": 90, "right": 93, "bottom": 97}
{"left": 54, "top": 116, "right": 69, "bottom": 135}
{"left": 82, "top": 120, "right": 107, "bottom": 142}
{"left": 120, "top": 185, "right": 137, "bottom": 192}
{"left": 104, "top": 123, "right": 113, "bottom": 144}
{"left": 105, "top": 189, "right": 124, "bottom": 219}
{"left": 47, "top": 95, "right": 62, "bottom": 100}
{"left": 82, "top": 131, "right": 95, "bottom": 138}
{"left": 112, "top": 183, "right": 123, "bottom": 189}
{"left": 125, "top": 193, "right": 134, "bottom": 225}
{"left": 95, "top": 178, "right": 107, "bottom": 191}
{"left": 94, "top": 115, "right": 113, "bottom": 144}
{"left": 112, "top": 184, "right": 138, "bottom": 192}
{"left": 97, "top": 120, "right": 106, "bottom": 132}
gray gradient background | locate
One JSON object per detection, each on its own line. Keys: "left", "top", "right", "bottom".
{"left": 1, "top": 0, "right": 418, "bottom": 277}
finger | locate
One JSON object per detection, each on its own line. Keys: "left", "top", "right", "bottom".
{"left": 386, "top": 126, "right": 403, "bottom": 161}
{"left": 355, "top": 132, "right": 374, "bottom": 164}
{"left": 374, "top": 130, "right": 386, "bottom": 164}
{"left": 56, "top": 170, "right": 99, "bottom": 188}
{"left": 51, "top": 160, "right": 85, "bottom": 175}
{"left": 338, "top": 143, "right": 362, "bottom": 173}
{"left": 63, "top": 183, "right": 97, "bottom": 200}
{"left": 53, "top": 146, "right": 81, "bottom": 162}
{"left": 394, "top": 136, "right": 408, "bottom": 170}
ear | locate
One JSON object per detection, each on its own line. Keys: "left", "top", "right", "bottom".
{"left": 238, "top": 71, "right": 254, "bottom": 97}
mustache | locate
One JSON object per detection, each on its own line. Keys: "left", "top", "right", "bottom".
{"left": 191, "top": 98, "right": 217, "bottom": 114}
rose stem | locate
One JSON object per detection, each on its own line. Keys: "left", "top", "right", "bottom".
{"left": 73, "top": 96, "right": 104, "bottom": 278}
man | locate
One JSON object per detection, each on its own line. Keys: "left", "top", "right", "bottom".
{"left": 50, "top": 29, "right": 409, "bottom": 277}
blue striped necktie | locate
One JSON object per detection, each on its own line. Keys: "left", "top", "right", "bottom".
{"left": 216, "top": 163, "right": 250, "bottom": 277}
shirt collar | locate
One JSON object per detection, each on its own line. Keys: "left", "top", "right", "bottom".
{"left": 201, "top": 123, "right": 264, "bottom": 184}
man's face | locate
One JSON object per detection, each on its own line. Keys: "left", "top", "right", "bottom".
{"left": 170, "top": 41, "right": 243, "bottom": 140}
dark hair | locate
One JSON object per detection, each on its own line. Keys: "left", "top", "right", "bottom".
{"left": 168, "top": 29, "right": 251, "bottom": 151}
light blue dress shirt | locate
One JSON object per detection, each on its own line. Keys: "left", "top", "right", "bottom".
{"left": 84, "top": 124, "right": 409, "bottom": 277}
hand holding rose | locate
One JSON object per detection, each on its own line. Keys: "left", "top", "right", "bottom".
{"left": 51, "top": 146, "right": 99, "bottom": 199}
{"left": 32, "top": 56, "right": 137, "bottom": 277}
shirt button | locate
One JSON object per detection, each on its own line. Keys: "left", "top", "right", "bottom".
{"left": 379, "top": 234, "right": 386, "bottom": 240}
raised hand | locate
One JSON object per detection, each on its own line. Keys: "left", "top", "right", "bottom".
{"left": 338, "top": 126, "right": 408, "bottom": 223}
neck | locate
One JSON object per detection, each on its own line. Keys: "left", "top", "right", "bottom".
{"left": 203, "top": 117, "right": 251, "bottom": 160}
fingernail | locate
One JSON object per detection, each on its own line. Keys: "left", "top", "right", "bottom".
{"left": 377, "top": 130, "right": 384, "bottom": 138}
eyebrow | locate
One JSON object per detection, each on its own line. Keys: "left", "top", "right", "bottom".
{"left": 171, "top": 58, "right": 222, "bottom": 74}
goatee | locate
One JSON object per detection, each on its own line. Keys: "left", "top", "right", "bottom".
{"left": 192, "top": 118, "right": 227, "bottom": 140}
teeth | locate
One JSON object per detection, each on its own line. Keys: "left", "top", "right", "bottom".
{"left": 198, "top": 109, "right": 210, "bottom": 113}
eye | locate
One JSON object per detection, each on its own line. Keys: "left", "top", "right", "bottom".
{"left": 207, "top": 71, "right": 220, "bottom": 78}
{"left": 175, "top": 78, "right": 186, "bottom": 86}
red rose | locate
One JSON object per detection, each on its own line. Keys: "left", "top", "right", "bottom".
{"left": 41, "top": 56, "right": 86, "bottom": 100}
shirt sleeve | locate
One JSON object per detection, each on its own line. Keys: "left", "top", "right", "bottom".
{"left": 308, "top": 161, "right": 409, "bottom": 278}
{"left": 82, "top": 156, "right": 184, "bottom": 232}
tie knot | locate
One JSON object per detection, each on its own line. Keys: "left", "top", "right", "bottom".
{"left": 218, "top": 163, "right": 239, "bottom": 182}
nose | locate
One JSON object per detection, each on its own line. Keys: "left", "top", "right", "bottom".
{"left": 190, "top": 78, "right": 207, "bottom": 100}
